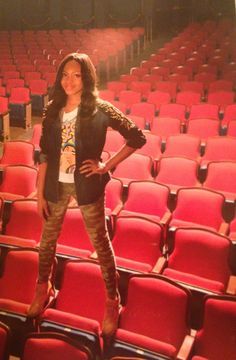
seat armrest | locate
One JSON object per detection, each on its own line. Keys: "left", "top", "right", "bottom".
{"left": 176, "top": 332, "right": 196, "bottom": 360}
{"left": 219, "top": 222, "right": 229, "bottom": 235}
{"left": 111, "top": 202, "right": 123, "bottom": 217}
{"left": 160, "top": 211, "right": 172, "bottom": 227}
{"left": 151, "top": 256, "right": 167, "bottom": 274}
{"left": 27, "top": 191, "right": 37, "bottom": 199}
{"left": 90, "top": 251, "right": 98, "bottom": 260}
{"left": 227, "top": 275, "right": 236, "bottom": 295}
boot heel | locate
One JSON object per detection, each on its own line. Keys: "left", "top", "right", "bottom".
{"left": 27, "top": 280, "right": 54, "bottom": 318}
{"left": 102, "top": 295, "right": 120, "bottom": 338}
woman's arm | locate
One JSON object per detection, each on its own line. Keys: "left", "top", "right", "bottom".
{"left": 79, "top": 100, "right": 146, "bottom": 177}
{"left": 104, "top": 144, "right": 136, "bottom": 171}
{"left": 79, "top": 144, "right": 136, "bottom": 177}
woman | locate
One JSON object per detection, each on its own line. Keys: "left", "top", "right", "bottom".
{"left": 27, "top": 53, "right": 146, "bottom": 339}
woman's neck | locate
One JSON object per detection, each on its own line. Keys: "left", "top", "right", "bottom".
{"left": 64, "top": 96, "right": 81, "bottom": 113}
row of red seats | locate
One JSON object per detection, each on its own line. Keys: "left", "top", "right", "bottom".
{"left": 126, "top": 20, "right": 236, "bottom": 85}
{"left": 0, "top": 27, "right": 144, "bottom": 82}
{"left": 0, "top": 183, "right": 235, "bottom": 269}
{"left": 0, "top": 326, "right": 93, "bottom": 360}
{"left": 100, "top": 87, "right": 236, "bottom": 124}
{"left": 1, "top": 124, "right": 235, "bottom": 170}
{"left": 0, "top": 251, "right": 235, "bottom": 359}
{"left": 0, "top": 71, "right": 55, "bottom": 89}
{"left": 99, "top": 91, "right": 236, "bottom": 137}
{"left": 0, "top": 138, "right": 235, "bottom": 212}
{"left": 107, "top": 77, "right": 236, "bottom": 99}
{"left": 0, "top": 27, "right": 144, "bottom": 137}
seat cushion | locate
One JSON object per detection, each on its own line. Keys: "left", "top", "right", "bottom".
{"left": 41, "top": 308, "right": 101, "bottom": 336}
{"left": 163, "top": 268, "right": 225, "bottom": 293}
{"left": 115, "top": 328, "right": 177, "bottom": 358}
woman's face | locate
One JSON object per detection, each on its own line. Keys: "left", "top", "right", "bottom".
{"left": 61, "top": 60, "right": 83, "bottom": 98}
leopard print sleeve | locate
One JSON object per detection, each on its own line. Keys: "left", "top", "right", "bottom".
{"left": 97, "top": 99, "right": 146, "bottom": 149}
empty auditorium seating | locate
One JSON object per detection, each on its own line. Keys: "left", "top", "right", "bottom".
{"left": 130, "top": 67, "right": 148, "bottom": 79}
{"left": 128, "top": 115, "right": 146, "bottom": 129}
{"left": 189, "top": 103, "right": 219, "bottom": 120}
{"left": 179, "top": 81, "right": 204, "bottom": 98}
{"left": 39, "top": 260, "right": 106, "bottom": 357}
{"left": 0, "top": 140, "right": 35, "bottom": 168}
{"left": 0, "top": 198, "right": 41, "bottom": 249}
{"left": 203, "top": 161, "right": 236, "bottom": 203}
{"left": 28, "top": 79, "right": 49, "bottom": 114}
{"left": 191, "top": 295, "right": 236, "bottom": 359}
{"left": 117, "top": 180, "right": 171, "bottom": 225}
{"left": 99, "top": 89, "right": 115, "bottom": 101}
{"left": 111, "top": 216, "right": 164, "bottom": 273}
{"left": 176, "top": 91, "right": 201, "bottom": 111}
{"left": 129, "top": 81, "right": 151, "bottom": 100}
{"left": 5, "top": 78, "right": 25, "bottom": 95}
{"left": 151, "top": 117, "right": 182, "bottom": 142}
{"left": 142, "top": 74, "right": 162, "bottom": 90}
{"left": 0, "top": 321, "right": 10, "bottom": 360}
{"left": 159, "top": 103, "right": 186, "bottom": 122}
{"left": 221, "top": 103, "right": 236, "bottom": 128}
{"left": 162, "top": 227, "right": 236, "bottom": 295}
{"left": 0, "top": 248, "right": 56, "bottom": 355}
{"left": 200, "top": 136, "right": 236, "bottom": 169}
{"left": 147, "top": 90, "right": 171, "bottom": 114}
{"left": 8, "top": 87, "right": 32, "bottom": 128}
{"left": 119, "top": 90, "right": 141, "bottom": 112}
{"left": 21, "top": 332, "right": 92, "bottom": 360}
{"left": 155, "top": 80, "right": 177, "bottom": 99}
{"left": 120, "top": 74, "right": 139, "bottom": 89}
{"left": 107, "top": 81, "right": 127, "bottom": 99}
{"left": 208, "top": 79, "right": 233, "bottom": 93}
{"left": 207, "top": 90, "right": 235, "bottom": 114}
{"left": 112, "top": 153, "right": 154, "bottom": 186}
{"left": 155, "top": 157, "right": 201, "bottom": 194}
{"left": 227, "top": 119, "right": 236, "bottom": 136}
{"left": 107, "top": 274, "right": 193, "bottom": 359}
{"left": 30, "top": 123, "right": 42, "bottom": 153}
{"left": 0, "top": 96, "right": 10, "bottom": 141}
{"left": 186, "top": 118, "right": 220, "bottom": 144}
{"left": 135, "top": 132, "right": 162, "bottom": 172}
{"left": 0, "top": 165, "right": 38, "bottom": 201}
{"left": 163, "top": 134, "right": 201, "bottom": 161}
{"left": 168, "top": 187, "right": 229, "bottom": 235}
{"left": 130, "top": 103, "right": 155, "bottom": 128}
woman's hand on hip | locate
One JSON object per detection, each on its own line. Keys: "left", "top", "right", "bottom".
{"left": 79, "top": 159, "right": 107, "bottom": 177}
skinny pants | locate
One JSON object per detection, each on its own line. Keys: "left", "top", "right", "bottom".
{"left": 38, "top": 182, "right": 117, "bottom": 299}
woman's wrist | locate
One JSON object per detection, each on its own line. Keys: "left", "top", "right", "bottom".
{"left": 100, "top": 161, "right": 108, "bottom": 173}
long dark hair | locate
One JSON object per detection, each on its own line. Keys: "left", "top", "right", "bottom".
{"left": 45, "top": 53, "right": 98, "bottom": 129}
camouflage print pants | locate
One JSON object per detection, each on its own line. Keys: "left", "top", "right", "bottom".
{"left": 38, "top": 182, "right": 117, "bottom": 299}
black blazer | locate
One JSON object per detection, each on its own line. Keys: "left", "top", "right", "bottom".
{"left": 39, "top": 99, "right": 146, "bottom": 205}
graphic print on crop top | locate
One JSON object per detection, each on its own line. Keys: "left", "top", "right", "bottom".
{"left": 59, "top": 107, "right": 78, "bottom": 183}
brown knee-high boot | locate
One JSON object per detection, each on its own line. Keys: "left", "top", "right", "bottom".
{"left": 102, "top": 272, "right": 121, "bottom": 338}
{"left": 80, "top": 195, "right": 121, "bottom": 338}
{"left": 27, "top": 280, "right": 54, "bottom": 317}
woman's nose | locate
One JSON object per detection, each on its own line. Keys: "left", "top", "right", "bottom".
{"left": 65, "top": 75, "right": 73, "bottom": 83}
